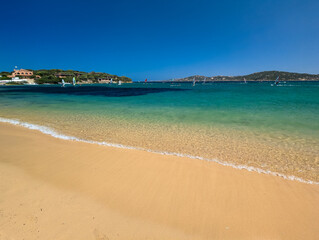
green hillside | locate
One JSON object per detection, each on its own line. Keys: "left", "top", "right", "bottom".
{"left": 0, "top": 69, "right": 132, "bottom": 84}
{"left": 177, "top": 71, "right": 319, "bottom": 82}
{"left": 33, "top": 69, "right": 132, "bottom": 84}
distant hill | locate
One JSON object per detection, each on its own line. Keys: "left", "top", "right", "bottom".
{"left": 175, "top": 71, "right": 319, "bottom": 82}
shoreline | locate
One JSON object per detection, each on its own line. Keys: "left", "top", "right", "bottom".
{"left": 0, "top": 122, "right": 319, "bottom": 239}
{"left": 0, "top": 116, "right": 317, "bottom": 185}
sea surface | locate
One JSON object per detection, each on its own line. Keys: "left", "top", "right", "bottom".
{"left": 1, "top": 82, "right": 318, "bottom": 182}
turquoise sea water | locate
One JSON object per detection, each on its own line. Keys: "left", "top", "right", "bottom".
{"left": 1, "top": 82, "right": 319, "bottom": 181}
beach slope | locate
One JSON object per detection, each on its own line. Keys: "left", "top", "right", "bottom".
{"left": 0, "top": 123, "right": 318, "bottom": 240}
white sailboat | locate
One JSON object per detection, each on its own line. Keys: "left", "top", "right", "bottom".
{"left": 72, "top": 77, "right": 76, "bottom": 86}
{"left": 118, "top": 80, "right": 122, "bottom": 85}
{"left": 244, "top": 78, "right": 247, "bottom": 84}
{"left": 203, "top": 77, "right": 206, "bottom": 84}
{"left": 62, "top": 79, "right": 65, "bottom": 87}
{"left": 192, "top": 77, "right": 196, "bottom": 86}
{"left": 110, "top": 78, "right": 113, "bottom": 84}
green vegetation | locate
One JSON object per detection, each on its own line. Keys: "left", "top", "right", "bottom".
{"left": 177, "top": 71, "right": 319, "bottom": 82}
{"left": 32, "top": 69, "right": 132, "bottom": 84}
{"left": 34, "top": 75, "right": 60, "bottom": 84}
{"left": 0, "top": 71, "right": 10, "bottom": 80}
{"left": 237, "top": 71, "right": 319, "bottom": 81}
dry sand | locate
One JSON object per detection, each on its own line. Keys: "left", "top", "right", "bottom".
{"left": 0, "top": 123, "right": 318, "bottom": 240}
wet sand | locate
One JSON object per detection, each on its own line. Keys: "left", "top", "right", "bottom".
{"left": 0, "top": 123, "right": 318, "bottom": 239}
{"left": 1, "top": 111, "right": 318, "bottom": 182}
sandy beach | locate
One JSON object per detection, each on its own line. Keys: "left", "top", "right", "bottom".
{"left": 0, "top": 122, "right": 318, "bottom": 240}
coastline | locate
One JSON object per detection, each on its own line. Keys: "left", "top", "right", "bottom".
{"left": 0, "top": 122, "right": 318, "bottom": 239}
{"left": 1, "top": 117, "right": 317, "bottom": 185}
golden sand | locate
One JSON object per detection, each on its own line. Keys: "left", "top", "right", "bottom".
{"left": 0, "top": 123, "right": 318, "bottom": 239}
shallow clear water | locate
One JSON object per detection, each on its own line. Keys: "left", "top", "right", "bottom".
{"left": 1, "top": 82, "right": 319, "bottom": 181}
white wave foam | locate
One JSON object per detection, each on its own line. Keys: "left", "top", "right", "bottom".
{"left": 0, "top": 117, "right": 318, "bottom": 185}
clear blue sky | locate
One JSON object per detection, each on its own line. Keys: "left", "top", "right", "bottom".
{"left": 1, "top": 0, "right": 318, "bottom": 81}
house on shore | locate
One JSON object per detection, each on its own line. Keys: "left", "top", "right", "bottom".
{"left": 55, "top": 72, "right": 85, "bottom": 78}
{"left": 98, "top": 78, "right": 111, "bottom": 83}
{"left": 0, "top": 68, "right": 36, "bottom": 84}
{"left": 55, "top": 73, "right": 74, "bottom": 78}
{"left": 10, "top": 69, "right": 33, "bottom": 78}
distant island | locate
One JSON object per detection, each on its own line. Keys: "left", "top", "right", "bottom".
{"left": 0, "top": 68, "right": 132, "bottom": 85}
{"left": 173, "top": 71, "right": 319, "bottom": 82}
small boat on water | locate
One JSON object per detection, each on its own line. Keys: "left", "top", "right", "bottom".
{"left": 192, "top": 77, "right": 196, "bottom": 86}
{"left": 62, "top": 79, "right": 65, "bottom": 87}
{"left": 110, "top": 78, "right": 113, "bottom": 84}
{"left": 72, "top": 77, "right": 76, "bottom": 86}
{"left": 203, "top": 77, "right": 206, "bottom": 84}
{"left": 118, "top": 80, "right": 122, "bottom": 85}
{"left": 244, "top": 78, "right": 247, "bottom": 84}
{"left": 145, "top": 78, "right": 148, "bottom": 83}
